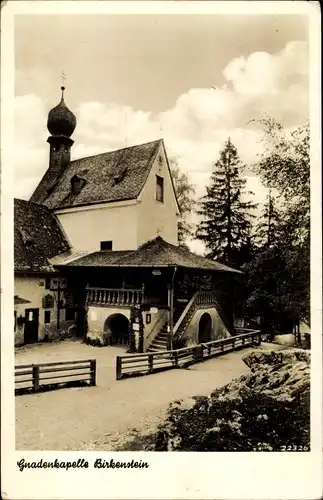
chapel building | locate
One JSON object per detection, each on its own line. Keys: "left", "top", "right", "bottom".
{"left": 14, "top": 87, "right": 243, "bottom": 351}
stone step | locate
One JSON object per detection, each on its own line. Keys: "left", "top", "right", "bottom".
{"left": 147, "top": 346, "right": 167, "bottom": 352}
{"left": 150, "top": 340, "right": 168, "bottom": 348}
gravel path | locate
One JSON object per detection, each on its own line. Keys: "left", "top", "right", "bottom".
{"left": 15, "top": 340, "right": 285, "bottom": 451}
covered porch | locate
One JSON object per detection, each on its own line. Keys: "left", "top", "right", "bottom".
{"left": 55, "top": 237, "right": 243, "bottom": 351}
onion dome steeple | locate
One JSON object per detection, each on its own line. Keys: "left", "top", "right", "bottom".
{"left": 47, "top": 86, "right": 76, "bottom": 138}
{"left": 46, "top": 86, "right": 76, "bottom": 185}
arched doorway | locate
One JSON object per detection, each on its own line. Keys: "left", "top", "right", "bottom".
{"left": 104, "top": 313, "right": 129, "bottom": 346}
{"left": 198, "top": 313, "right": 212, "bottom": 343}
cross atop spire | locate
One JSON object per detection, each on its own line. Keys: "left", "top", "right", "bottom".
{"left": 61, "top": 70, "right": 66, "bottom": 86}
{"left": 60, "top": 71, "right": 67, "bottom": 99}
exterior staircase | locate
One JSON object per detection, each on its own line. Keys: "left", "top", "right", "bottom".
{"left": 146, "top": 301, "right": 187, "bottom": 353}
{"left": 146, "top": 324, "right": 168, "bottom": 352}
{"left": 146, "top": 291, "right": 234, "bottom": 353}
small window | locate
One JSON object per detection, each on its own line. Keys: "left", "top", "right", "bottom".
{"left": 100, "top": 241, "right": 113, "bottom": 251}
{"left": 14, "top": 311, "right": 17, "bottom": 332}
{"left": 72, "top": 178, "right": 82, "bottom": 194}
{"left": 71, "top": 175, "right": 86, "bottom": 195}
{"left": 45, "top": 277, "right": 51, "bottom": 289}
{"left": 42, "top": 294, "right": 54, "bottom": 309}
{"left": 156, "top": 175, "right": 164, "bottom": 203}
{"left": 44, "top": 311, "right": 51, "bottom": 324}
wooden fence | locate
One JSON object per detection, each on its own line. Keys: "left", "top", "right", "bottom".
{"left": 116, "top": 329, "right": 261, "bottom": 380}
{"left": 15, "top": 359, "right": 96, "bottom": 395}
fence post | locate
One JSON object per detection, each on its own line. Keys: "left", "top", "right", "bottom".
{"left": 32, "top": 365, "right": 40, "bottom": 393}
{"left": 148, "top": 354, "right": 154, "bottom": 373}
{"left": 194, "top": 345, "right": 203, "bottom": 363}
{"left": 173, "top": 351, "right": 179, "bottom": 368}
{"left": 232, "top": 337, "right": 235, "bottom": 350}
{"left": 116, "top": 356, "right": 122, "bottom": 380}
{"left": 90, "top": 359, "right": 96, "bottom": 386}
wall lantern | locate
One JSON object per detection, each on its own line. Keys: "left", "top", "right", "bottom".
{"left": 152, "top": 270, "right": 161, "bottom": 276}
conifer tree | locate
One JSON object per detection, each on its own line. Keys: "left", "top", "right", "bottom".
{"left": 255, "top": 189, "right": 281, "bottom": 248}
{"left": 196, "top": 138, "right": 257, "bottom": 267}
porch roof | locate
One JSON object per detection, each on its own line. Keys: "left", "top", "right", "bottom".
{"left": 60, "top": 237, "right": 242, "bottom": 274}
{"left": 14, "top": 295, "right": 31, "bottom": 305}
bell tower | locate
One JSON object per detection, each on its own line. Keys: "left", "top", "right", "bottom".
{"left": 46, "top": 86, "right": 76, "bottom": 180}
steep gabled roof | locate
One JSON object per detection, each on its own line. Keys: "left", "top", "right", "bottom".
{"left": 14, "top": 199, "right": 70, "bottom": 273}
{"left": 62, "top": 236, "right": 242, "bottom": 273}
{"left": 30, "top": 139, "right": 162, "bottom": 209}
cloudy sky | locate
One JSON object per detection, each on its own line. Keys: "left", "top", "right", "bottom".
{"left": 15, "top": 12, "right": 309, "bottom": 251}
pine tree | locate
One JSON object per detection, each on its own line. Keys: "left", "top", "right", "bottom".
{"left": 196, "top": 138, "right": 257, "bottom": 267}
{"left": 255, "top": 189, "right": 281, "bottom": 248}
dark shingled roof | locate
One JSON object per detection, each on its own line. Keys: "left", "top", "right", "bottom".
{"left": 63, "top": 237, "right": 242, "bottom": 273}
{"left": 30, "top": 139, "right": 162, "bottom": 209}
{"left": 15, "top": 199, "right": 70, "bottom": 273}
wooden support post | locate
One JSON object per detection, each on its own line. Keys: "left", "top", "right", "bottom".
{"left": 116, "top": 356, "right": 122, "bottom": 380}
{"left": 32, "top": 365, "right": 40, "bottom": 393}
{"left": 148, "top": 354, "right": 154, "bottom": 373}
{"left": 173, "top": 350, "right": 179, "bottom": 368}
{"left": 57, "top": 282, "right": 61, "bottom": 330}
{"left": 167, "top": 284, "right": 172, "bottom": 351}
{"left": 90, "top": 359, "right": 96, "bottom": 386}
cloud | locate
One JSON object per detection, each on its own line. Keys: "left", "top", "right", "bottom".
{"left": 15, "top": 40, "right": 309, "bottom": 251}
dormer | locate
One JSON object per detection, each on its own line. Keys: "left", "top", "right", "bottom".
{"left": 71, "top": 175, "right": 87, "bottom": 195}
{"left": 112, "top": 164, "right": 127, "bottom": 185}
{"left": 19, "top": 228, "right": 33, "bottom": 247}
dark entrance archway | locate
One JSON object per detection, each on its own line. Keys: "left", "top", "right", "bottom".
{"left": 104, "top": 313, "right": 129, "bottom": 346}
{"left": 198, "top": 312, "right": 212, "bottom": 343}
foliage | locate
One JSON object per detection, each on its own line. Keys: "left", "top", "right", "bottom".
{"left": 244, "top": 118, "right": 310, "bottom": 330}
{"left": 153, "top": 391, "right": 309, "bottom": 451}
{"left": 138, "top": 309, "right": 144, "bottom": 353}
{"left": 250, "top": 116, "right": 310, "bottom": 203}
{"left": 254, "top": 190, "right": 282, "bottom": 248}
{"left": 195, "top": 138, "right": 257, "bottom": 267}
{"left": 119, "top": 349, "right": 310, "bottom": 452}
{"left": 127, "top": 308, "right": 136, "bottom": 353}
{"left": 169, "top": 158, "right": 196, "bottom": 244}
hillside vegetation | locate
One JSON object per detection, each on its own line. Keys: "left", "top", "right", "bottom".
{"left": 120, "top": 348, "right": 310, "bottom": 451}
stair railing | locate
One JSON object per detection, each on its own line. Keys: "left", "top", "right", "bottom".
{"left": 173, "top": 291, "right": 199, "bottom": 341}
{"left": 144, "top": 310, "right": 168, "bottom": 351}
{"left": 173, "top": 290, "right": 234, "bottom": 342}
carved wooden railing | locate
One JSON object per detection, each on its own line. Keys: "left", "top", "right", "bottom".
{"left": 86, "top": 287, "right": 144, "bottom": 307}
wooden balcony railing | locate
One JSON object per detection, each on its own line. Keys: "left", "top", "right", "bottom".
{"left": 86, "top": 287, "right": 144, "bottom": 306}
